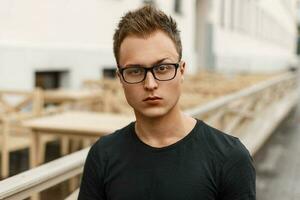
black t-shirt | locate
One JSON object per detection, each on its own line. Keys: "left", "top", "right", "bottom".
{"left": 78, "top": 119, "right": 256, "bottom": 200}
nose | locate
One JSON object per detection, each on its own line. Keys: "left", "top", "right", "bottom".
{"left": 144, "top": 71, "right": 158, "bottom": 90}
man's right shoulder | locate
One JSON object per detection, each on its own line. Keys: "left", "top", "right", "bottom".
{"left": 91, "top": 121, "right": 135, "bottom": 152}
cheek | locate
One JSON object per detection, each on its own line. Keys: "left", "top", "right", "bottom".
{"left": 159, "top": 80, "right": 182, "bottom": 102}
{"left": 122, "top": 86, "right": 141, "bottom": 104}
{"left": 166, "top": 78, "right": 182, "bottom": 94}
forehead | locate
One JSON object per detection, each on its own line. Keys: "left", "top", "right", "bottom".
{"left": 119, "top": 31, "right": 179, "bottom": 66}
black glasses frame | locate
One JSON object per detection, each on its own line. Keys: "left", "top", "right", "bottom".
{"left": 118, "top": 62, "right": 180, "bottom": 84}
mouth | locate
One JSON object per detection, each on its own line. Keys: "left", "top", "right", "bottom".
{"left": 143, "top": 96, "right": 163, "bottom": 102}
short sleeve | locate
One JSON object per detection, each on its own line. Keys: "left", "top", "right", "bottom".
{"left": 219, "top": 140, "right": 256, "bottom": 200}
{"left": 78, "top": 140, "right": 106, "bottom": 200}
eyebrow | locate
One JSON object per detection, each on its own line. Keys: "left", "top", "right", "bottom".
{"left": 124, "top": 58, "right": 169, "bottom": 68}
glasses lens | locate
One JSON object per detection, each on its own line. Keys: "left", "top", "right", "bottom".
{"left": 123, "top": 67, "right": 145, "bottom": 83}
{"left": 153, "top": 64, "right": 176, "bottom": 81}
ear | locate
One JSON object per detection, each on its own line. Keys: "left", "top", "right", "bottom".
{"left": 180, "top": 61, "right": 186, "bottom": 75}
{"left": 180, "top": 61, "right": 186, "bottom": 83}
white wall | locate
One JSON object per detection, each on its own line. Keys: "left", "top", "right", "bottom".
{"left": 0, "top": 0, "right": 299, "bottom": 90}
{"left": 0, "top": 0, "right": 141, "bottom": 89}
{"left": 211, "top": 0, "right": 299, "bottom": 73}
{"left": 0, "top": 0, "right": 197, "bottom": 89}
{"left": 0, "top": 0, "right": 143, "bottom": 48}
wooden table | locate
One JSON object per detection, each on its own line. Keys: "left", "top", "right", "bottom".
{"left": 22, "top": 111, "right": 134, "bottom": 168}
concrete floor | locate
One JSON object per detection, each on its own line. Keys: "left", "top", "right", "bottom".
{"left": 254, "top": 105, "right": 300, "bottom": 200}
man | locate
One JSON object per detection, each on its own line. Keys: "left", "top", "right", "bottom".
{"left": 78, "top": 5, "right": 255, "bottom": 200}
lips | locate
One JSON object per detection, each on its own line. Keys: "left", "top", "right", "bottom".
{"left": 143, "top": 96, "right": 162, "bottom": 101}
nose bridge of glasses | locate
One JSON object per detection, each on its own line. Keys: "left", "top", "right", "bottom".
{"left": 144, "top": 68, "right": 158, "bottom": 85}
{"left": 144, "top": 67, "right": 156, "bottom": 79}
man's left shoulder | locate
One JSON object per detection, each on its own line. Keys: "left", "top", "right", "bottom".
{"left": 200, "top": 121, "right": 251, "bottom": 162}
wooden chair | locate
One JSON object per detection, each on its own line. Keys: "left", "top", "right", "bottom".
{"left": 0, "top": 88, "right": 58, "bottom": 178}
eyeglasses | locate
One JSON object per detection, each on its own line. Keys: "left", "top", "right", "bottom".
{"left": 118, "top": 63, "right": 180, "bottom": 84}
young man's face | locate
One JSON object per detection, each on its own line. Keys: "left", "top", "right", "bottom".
{"left": 118, "top": 30, "right": 185, "bottom": 119}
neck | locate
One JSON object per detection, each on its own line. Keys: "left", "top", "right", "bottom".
{"left": 134, "top": 105, "right": 196, "bottom": 148}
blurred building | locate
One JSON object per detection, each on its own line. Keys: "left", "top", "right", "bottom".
{"left": 0, "top": 0, "right": 299, "bottom": 90}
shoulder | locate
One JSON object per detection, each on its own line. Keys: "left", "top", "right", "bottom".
{"left": 197, "top": 121, "right": 255, "bottom": 193}
{"left": 88, "top": 122, "right": 135, "bottom": 159}
{"left": 197, "top": 120, "right": 251, "bottom": 164}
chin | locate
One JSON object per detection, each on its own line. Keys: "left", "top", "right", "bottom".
{"left": 134, "top": 106, "right": 175, "bottom": 119}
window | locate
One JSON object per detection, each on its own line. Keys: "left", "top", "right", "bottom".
{"left": 220, "top": 0, "right": 225, "bottom": 27}
{"left": 143, "top": 0, "right": 155, "bottom": 6}
{"left": 103, "top": 68, "right": 117, "bottom": 79}
{"left": 230, "top": 0, "right": 236, "bottom": 30}
{"left": 174, "top": 0, "right": 182, "bottom": 14}
{"left": 35, "top": 70, "right": 69, "bottom": 89}
{"left": 297, "top": 33, "right": 300, "bottom": 55}
{"left": 236, "top": 0, "right": 242, "bottom": 31}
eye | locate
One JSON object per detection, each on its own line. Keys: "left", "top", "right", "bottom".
{"left": 158, "top": 65, "right": 167, "bottom": 71}
{"left": 126, "top": 68, "right": 143, "bottom": 75}
{"left": 155, "top": 64, "right": 172, "bottom": 73}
